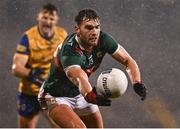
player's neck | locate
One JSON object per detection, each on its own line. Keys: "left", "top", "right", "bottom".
{"left": 75, "top": 35, "right": 93, "bottom": 52}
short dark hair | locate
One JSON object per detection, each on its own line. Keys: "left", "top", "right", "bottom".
{"left": 75, "top": 8, "right": 100, "bottom": 25}
{"left": 42, "top": 3, "right": 58, "bottom": 14}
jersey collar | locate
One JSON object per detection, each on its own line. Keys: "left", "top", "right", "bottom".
{"left": 75, "top": 35, "right": 93, "bottom": 53}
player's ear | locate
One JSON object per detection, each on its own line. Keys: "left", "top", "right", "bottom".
{"left": 36, "top": 12, "right": 41, "bottom": 21}
{"left": 75, "top": 24, "right": 80, "bottom": 35}
{"left": 54, "top": 11, "right": 59, "bottom": 24}
{"left": 54, "top": 15, "right": 59, "bottom": 25}
{"left": 56, "top": 15, "right": 59, "bottom": 22}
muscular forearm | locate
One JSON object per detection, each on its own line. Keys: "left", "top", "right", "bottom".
{"left": 126, "top": 58, "right": 141, "bottom": 84}
{"left": 65, "top": 67, "right": 93, "bottom": 96}
{"left": 112, "top": 47, "right": 141, "bottom": 84}
{"left": 12, "top": 63, "right": 30, "bottom": 78}
{"left": 77, "top": 76, "right": 92, "bottom": 96}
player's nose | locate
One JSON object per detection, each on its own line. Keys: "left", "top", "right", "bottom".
{"left": 46, "top": 18, "right": 52, "bottom": 25}
{"left": 91, "top": 28, "right": 99, "bottom": 35}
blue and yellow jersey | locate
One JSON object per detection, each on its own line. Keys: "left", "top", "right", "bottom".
{"left": 16, "top": 26, "right": 67, "bottom": 96}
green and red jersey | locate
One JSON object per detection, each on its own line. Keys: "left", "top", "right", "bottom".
{"left": 43, "top": 31, "right": 120, "bottom": 97}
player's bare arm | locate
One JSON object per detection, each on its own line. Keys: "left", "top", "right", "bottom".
{"left": 65, "top": 66, "right": 111, "bottom": 106}
{"left": 12, "top": 53, "right": 30, "bottom": 78}
{"left": 65, "top": 66, "right": 92, "bottom": 96}
{"left": 112, "top": 46, "right": 146, "bottom": 100}
{"left": 112, "top": 46, "right": 141, "bottom": 84}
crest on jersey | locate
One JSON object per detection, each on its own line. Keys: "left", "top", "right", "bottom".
{"left": 16, "top": 44, "right": 27, "bottom": 52}
{"left": 97, "top": 52, "right": 103, "bottom": 58}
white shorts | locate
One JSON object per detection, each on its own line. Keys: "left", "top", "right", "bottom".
{"left": 39, "top": 87, "right": 99, "bottom": 116}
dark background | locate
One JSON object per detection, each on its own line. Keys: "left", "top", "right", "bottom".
{"left": 0, "top": 0, "right": 180, "bottom": 128}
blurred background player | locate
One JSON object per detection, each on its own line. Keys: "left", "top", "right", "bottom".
{"left": 38, "top": 8, "right": 147, "bottom": 128}
{"left": 11, "top": 3, "right": 67, "bottom": 128}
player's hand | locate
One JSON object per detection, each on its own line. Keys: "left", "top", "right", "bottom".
{"left": 84, "top": 87, "right": 111, "bottom": 106}
{"left": 133, "top": 82, "right": 147, "bottom": 101}
{"left": 26, "top": 68, "right": 45, "bottom": 87}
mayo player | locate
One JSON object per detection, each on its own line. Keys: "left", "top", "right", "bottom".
{"left": 38, "top": 8, "right": 146, "bottom": 128}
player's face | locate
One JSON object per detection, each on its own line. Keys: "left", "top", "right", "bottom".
{"left": 37, "top": 10, "right": 59, "bottom": 38}
{"left": 76, "top": 19, "right": 100, "bottom": 47}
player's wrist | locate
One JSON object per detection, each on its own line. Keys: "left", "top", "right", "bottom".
{"left": 27, "top": 69, "right": 34, "bottom": 78}
{"left": 27, "top": 68, "right": 44, "bottom": 78}
{"left": 84, "top": 90, "right": 96, "bottom": 103}
{"left": 25, "top": 68, "right": 45, "bottom": 87}
{"left": 132, "top": 80, "right": 142, "bottom": 85}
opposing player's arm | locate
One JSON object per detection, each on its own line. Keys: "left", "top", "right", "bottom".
{"left": 12, "top": 53, "right": 44, "bottom": 86}
{"left": 65, "top": 66, "right": 92, "bottom": 96}
{"left": 12, "top": 34, "right": 44, "bottom": 87}
{"left": 111, "top": 45, "right": 141, "bottom": 84}
{"left": 11, "top": 53, "right": 30, "bottom": 78}
{"left": 12, "top": 34, "right": 31, "bottom": 78}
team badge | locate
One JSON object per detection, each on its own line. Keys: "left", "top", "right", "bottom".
{"left": 97, "top": 52, "right": 103, "bottom": 58}
{"left": 17, "top": 44, "right": 27, "bottom": 52}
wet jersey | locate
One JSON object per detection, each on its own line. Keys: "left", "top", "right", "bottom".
{"left": 16, "top": 26, "right": 67, "bottom": 96}
{"left": 43, "top": 31, "right": 120, "bottom": 97}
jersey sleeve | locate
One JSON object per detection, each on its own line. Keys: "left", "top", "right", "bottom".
{"left": 102, "top": 33, "right": 119, "bottom": 54}
{"left": 60, "top": 46, "right": 82, "bottom": 69}
{"left": 16, "top": 34, "right": 30, "bottom": 55}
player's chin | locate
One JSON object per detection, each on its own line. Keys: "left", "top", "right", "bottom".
{"left": 89, "top": 40, "right": 98, "bottom": 46}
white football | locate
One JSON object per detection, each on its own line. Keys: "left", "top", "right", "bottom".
{"left": 96, "top": 68, "right": 128, "bottom": 98}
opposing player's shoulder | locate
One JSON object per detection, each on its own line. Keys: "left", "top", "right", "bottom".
{"left": 56, "top": 26, "right": 67, "bottom": 33}
{"left": 25, "top": 26, "right": 37, "bottom": 35}
{"left": 24, "top": 26, "right": 39, "bottom": 40}
{"left": 55, "top": 26, "right": 68, "bottom": 39}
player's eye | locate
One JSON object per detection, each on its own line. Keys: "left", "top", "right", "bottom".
{"left": 85, "top": 25, "right": 94, "bottom": 30}
{"left": 42, "top": 16, "right": 48, "bottom": 20}
{"left": 50, "top": 18, "right": 55, "bottom": 21}
{"left": 95, "top": 25, "right": 100, "bottom": 29}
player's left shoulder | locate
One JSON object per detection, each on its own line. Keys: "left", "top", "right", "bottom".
{"left": 25, "top": 26, "right": 38, "bottom": 39}
{"left": 55, "top": 26, "right": 68, "bottom": 38}
{"left": 100, "top": 31, "right": 112, "bottom": 38}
